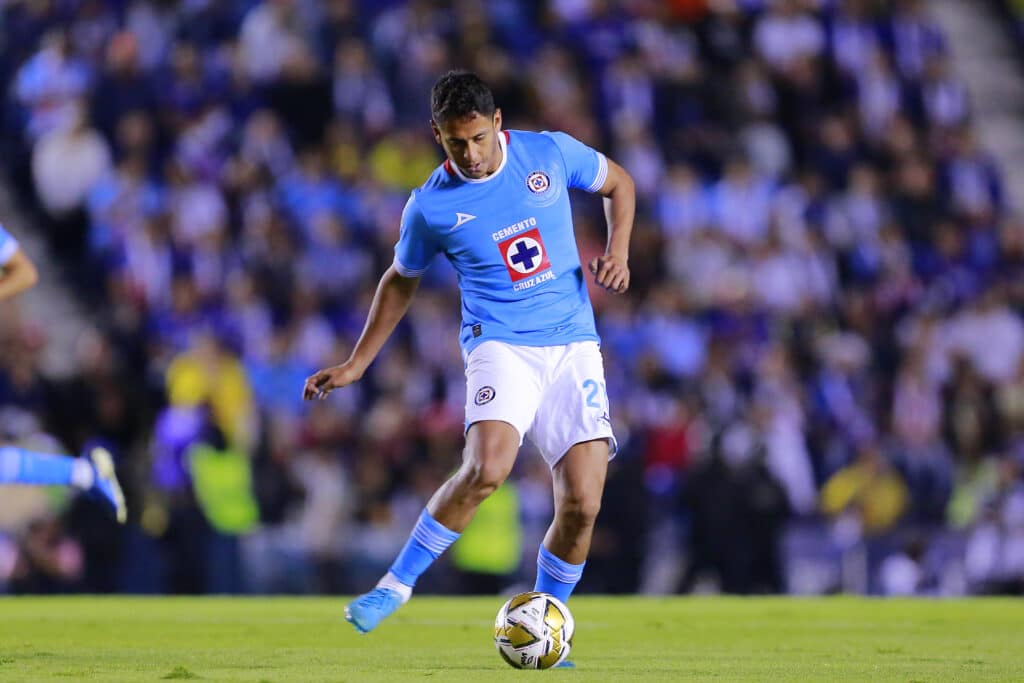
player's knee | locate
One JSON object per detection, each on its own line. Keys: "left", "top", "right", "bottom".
{"left": 460, "top": 430, "right": 515, "bottom": 496}
{"left": 460, "top": 456, "right": 511, "bottom": 497}
{"left": 556, "top": 493, "right": 601, "bottom": 530}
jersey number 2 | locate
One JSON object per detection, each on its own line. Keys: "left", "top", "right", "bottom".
{"left": 582, "top": 379, "right": 605, "bottom": 409}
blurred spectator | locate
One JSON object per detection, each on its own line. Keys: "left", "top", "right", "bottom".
{"left": 920, "top": 56, "right": 968, "bottom": 131}
{"left": 90, "top": 32, "right": 157, "bottom": 144}
{"left": 827, "top": 0, "right": 880, "bottom": 79}
{"left": 710, "top": 156, "right": 773, "bottom": 245}
{"left": 14, "top": 30, "right": 90, "bottom": 141}
{"left": 887, "top": 0, "right": 946, "bottom": 81}
{"left": 754, "top": 0, "right": 824, "bottom": 74}
{"left": 963, "top": 458, "right": 1024, "bottom": 594}
{"left": 681, "top": 421, "right": 789, "bottom": 594}
{"left": 31, "top": 102, "right": 111, "bottom": 257}
{"left": 821, "top": 443, "right": 908, "bottom": 537}
{"left": 332, "top": 38, "right": 394, "bottom": 135}
{"left": 188, "top": 422, "right": 258, "bottom": 594}
{"left": 239, "top": 0, "right": 311, "bottom": 84}
{"left": 7, "top": 518, "right": 83, "bottom": 594}
{"left": 165, "top": 332, "right": 255, "bottom": 450}
{"left": 246, "top": 327, "right": 315, "bottom": 418}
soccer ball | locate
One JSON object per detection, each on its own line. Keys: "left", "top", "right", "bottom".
{"left": 493, "top": 591, "right": 574, "bottom": 669}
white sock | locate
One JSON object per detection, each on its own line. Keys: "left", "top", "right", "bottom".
{"left": 70, "top": 459, "right": 95, "bottom": 490}
{"left": 376, "top": 571, "right": 413, "bottom": 603}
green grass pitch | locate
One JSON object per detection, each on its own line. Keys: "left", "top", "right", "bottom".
{"left": 1, "top": 596, "right": 1021, "bottom": 681}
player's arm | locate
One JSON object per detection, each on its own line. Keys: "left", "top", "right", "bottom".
{"left": 589, "top": 158, "right": 634, "bottom": 294}
{"left": 0, "top": 247, "right": 40, "bottom": 301}
{"left": 303, "top": 265, "right": 421, "bottom": 400}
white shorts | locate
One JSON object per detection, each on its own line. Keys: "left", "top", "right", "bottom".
{"left": 464, "top": 340, "right": 617, "bottom": 467}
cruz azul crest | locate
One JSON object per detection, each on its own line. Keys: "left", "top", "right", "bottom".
{"left": 526, "top": 171, "right": 550, "bottom": 194}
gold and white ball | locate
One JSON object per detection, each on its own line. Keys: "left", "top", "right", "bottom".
{"left": 494, "top": 592, "right": 574, "bottom": 669}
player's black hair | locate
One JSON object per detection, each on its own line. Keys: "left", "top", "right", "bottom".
{"left": 430, "top": 70, "right": 496, "bottom": 124}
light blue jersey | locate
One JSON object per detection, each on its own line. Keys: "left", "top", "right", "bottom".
{"left": 394, "top": 130, "right": 608, "bottom": 356}
{"left": 0, "top": 224, "right": 19, "bottom": 267}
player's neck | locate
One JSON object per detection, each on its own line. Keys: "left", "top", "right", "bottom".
{"left": 484, "top": 136, "right": 505, "bottom": 177}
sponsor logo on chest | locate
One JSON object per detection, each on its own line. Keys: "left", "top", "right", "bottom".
{"left": 492, "top": 216, "right": 557, "bottom": 290}
{"left": 497, "top": 228, "right": 556, "bottom": 292}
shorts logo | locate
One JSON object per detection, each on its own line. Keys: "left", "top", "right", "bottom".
{"left": 498, "top": 227, "right": 551, "bottom": 283}
{"left": 526, "top": 171, "right": 550, "bottom": 194}
{"left": 475, "top": 386, "right": 496, "bottom": 405}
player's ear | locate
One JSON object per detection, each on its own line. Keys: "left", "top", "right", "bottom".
{"left": 493, "top": 108, "right": 503, "bottom": 132}
{"left": 430, "top": 119, "right": 442, "bottom": 145}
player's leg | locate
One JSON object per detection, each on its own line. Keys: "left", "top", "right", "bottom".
{"left": 382, "top": 420, "right": 520, "bottom": 593}
{"left": 539, "top": 441, "right": 609, "bottom": 670}
{"left": 346, "top": 341, "right": 541, "bottom": 634}
{"left": 535, "top": 439, "right": 609, "bottom": 602}
{"left": 0, "top": 445, "right": 90, "bottom": 486}
{"left": 0, "top": 445, "right": 127, "bottom": 523}
{"left": 345, "top": 421, "right": 520, "bottom": 633}
{"left": 528, "top": 341, "right": 615, "bottom": 604}
{"left": 425, "top": 420, "right": 520, "bottom": 531}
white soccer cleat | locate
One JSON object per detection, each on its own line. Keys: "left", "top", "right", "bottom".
{"left": 86, "top": 447, "right": 127, "bottom": 524}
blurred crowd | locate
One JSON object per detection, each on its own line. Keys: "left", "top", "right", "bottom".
{"left": 1, "top": 0, "right": 1023, "bottom": 597}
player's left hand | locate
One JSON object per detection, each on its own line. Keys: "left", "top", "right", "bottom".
{"left": 589, "top": 253, "right": 629, "bottom": 294}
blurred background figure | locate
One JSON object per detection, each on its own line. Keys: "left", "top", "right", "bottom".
{"left": 1, "top": 0, "right": 1024, "bottom": 597}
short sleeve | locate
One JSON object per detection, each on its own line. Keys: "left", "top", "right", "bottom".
{"left": 393, "top": 193, "right": 439, "bottom": 277}
{"left": 0, "top": 225, "right": 19, "bottom": 267}
{"left": 542, "top": 131, "right": 608, "bottom": 193}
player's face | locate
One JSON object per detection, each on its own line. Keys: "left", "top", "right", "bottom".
{"left": 433, "top": 110, "right": 503, "bottom": 180}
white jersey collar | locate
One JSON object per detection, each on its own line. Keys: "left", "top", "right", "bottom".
{"left": 451, "top": 130, "right": 509, "bottom": 184}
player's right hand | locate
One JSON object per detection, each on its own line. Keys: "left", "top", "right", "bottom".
{"left": 589, "top": 253, "right": 630, "bottom": 294}
{"left": 303, "top": 361, "right": 364, "bottom": 400}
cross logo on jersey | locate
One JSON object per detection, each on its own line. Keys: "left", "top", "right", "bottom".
{"left": 498, "top": 227, "right": 551, "bottom": 283}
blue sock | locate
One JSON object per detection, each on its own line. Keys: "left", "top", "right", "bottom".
{"left": 388, "top": 509, "right": 461, "bottom": 587}
{"left": 0, "top": 446, "right": 77, "bottom": 486}
{"left": 534, "top": 545, "right": 585, "bottom": 603}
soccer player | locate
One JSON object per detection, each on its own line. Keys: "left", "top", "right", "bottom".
{"left": 0, "top": 223, "right": 127, "bottom": 524}
{"left": 303, "top": 71, "right": 634, "bottom": 636}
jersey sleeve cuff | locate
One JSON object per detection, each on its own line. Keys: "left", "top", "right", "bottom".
{"left": 392, "top": 256, "right": 428, "bottom": 278}
{"left": 586, "top": 153, "right": 609, "bottom": 193}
